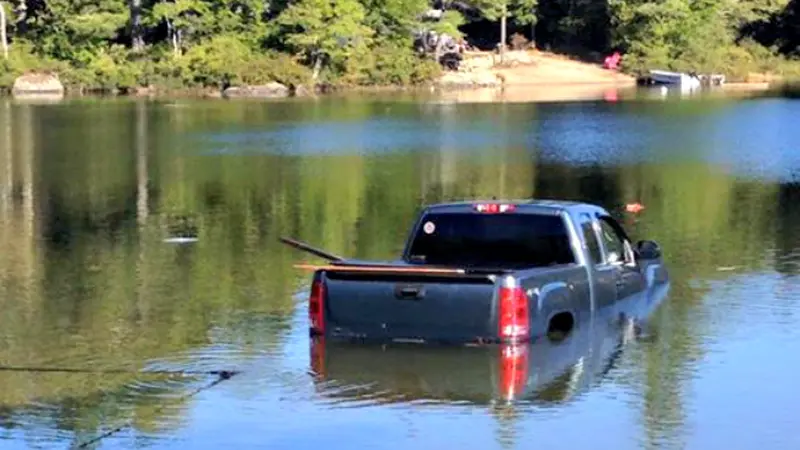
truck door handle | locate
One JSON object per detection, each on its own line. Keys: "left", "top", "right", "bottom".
{"left": 394, "top": 284, "right": 425, "bottom": 300}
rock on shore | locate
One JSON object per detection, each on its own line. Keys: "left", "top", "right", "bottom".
{"left": 437, "top": 71, "right": 502, "bottom": 89}
{"left": 222, "top": 82, "right": 291, "bottom": 98}
{"left": 12, "top": 73, "right": 65, "bottom": 97}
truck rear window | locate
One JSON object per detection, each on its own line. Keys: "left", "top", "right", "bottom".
{"left": 406, "top": 212, "right": 576, "bottom": 269}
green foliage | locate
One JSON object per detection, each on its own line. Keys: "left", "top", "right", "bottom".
{"left": 237, "top": 53, "right": 315, "bottom": 87}
{"left": 0, "top": 41, "right": 68, "bottom": 88}
{"left": 609, "top": 0, "right": 800, "bottom": 78}
{"left": 362, "top": 0, "right": 429, "bottom": 36}
{"left": 180, "top": 34, "right": 253, "bottom": 86}
{"left": 275, "top": 0, "right": 374, "bottom": 76}
{"left": 430, "top": 10, "right": 467, "bottom": 37}
{"left": 26, "top": 0, "right": 129, "bottom": 60}
{"left": 144, "top": 37, "right": 312, "bottom": 88}
{"left": 469, "top": 0, "right": 504, "bottom": 21}
{"left": 470, "top": 0, "right": 538, "bottom": 23}
{"left": 510, "top": 0, "right": 539, "bottom": 26}
{"left": 353, "top": 39, "right": 442, "bottom": 85}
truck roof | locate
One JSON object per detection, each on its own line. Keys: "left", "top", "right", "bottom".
{"left": 422, "top": 199, "right": 609, "bottom": 215}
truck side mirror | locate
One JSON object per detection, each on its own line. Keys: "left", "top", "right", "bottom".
{"left": 636, "top": 240, "right": 661, "bottom": 260}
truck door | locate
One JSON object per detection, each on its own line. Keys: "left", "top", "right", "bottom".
{"left": 595, "top": 214, "right": 645, "bottom": 301}
{"left": 576, "top": 213, "right": 617, "bottom": 310}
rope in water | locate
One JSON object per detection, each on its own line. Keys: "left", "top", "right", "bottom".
{"left": 73, "top": 369, "right": 239, "bottom": 448}
{"left": 0, "top": 365, "right": 239, "bottom": 377}
{"left": 0, "top": 365, "right": 239, "bottom": 448}
{"left": 76, "top": 371, "right": 238, "bottom": 448}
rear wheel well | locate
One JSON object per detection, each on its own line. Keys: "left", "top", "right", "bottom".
{"left": 547, "top": 311, "right": 575, "bottom": 341}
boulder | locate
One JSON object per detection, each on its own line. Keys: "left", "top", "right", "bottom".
{"left": 132, "top": 85, "right": 156, "bottom": 97}
{"left": 293, "top": 84, "right": 314, "bottom": 97}
{"left": 12, "top": 72, "right": 65, "bottom": 96}
{"left": 222, "top": 82, "right": 290, "bottom": 98}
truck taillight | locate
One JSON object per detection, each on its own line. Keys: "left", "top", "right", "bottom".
{"left": 498, "top": 344, "right": 529, "bottom": 401}
{"left": 498, "top": 277, "right": 530, "bottom": 342}
{"left": 309, "top": 337, "right": 326, "bottom": 378}
{"left": 474, "top": 203, "right": 516, "bottom": 213}
{"left": 309, "top": 278, "right": 325, "bottom": 335}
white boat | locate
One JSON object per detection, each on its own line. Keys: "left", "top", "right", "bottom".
{"left": 648, "top": 70, "right": 701, "bottom": 89}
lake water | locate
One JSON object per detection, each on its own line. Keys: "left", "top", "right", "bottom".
{"left": 0, "top": 89, "right": 798, "bottom": 449}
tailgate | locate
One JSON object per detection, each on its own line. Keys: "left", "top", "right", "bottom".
{"left": 322, "top": 270, "right": 500, "bottom": 343}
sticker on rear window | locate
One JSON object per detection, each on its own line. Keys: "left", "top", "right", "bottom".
{"left": 423, "top": 221, "right": 436, "bottom": 234}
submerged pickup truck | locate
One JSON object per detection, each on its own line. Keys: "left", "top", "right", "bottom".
{"left": 283, "top": 200, "right": 668, "bottom": 345}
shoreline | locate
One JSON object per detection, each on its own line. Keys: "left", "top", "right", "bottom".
{"left": 3, "top": 50, "right": 792, "bottom": 103}
{"left": 1, "top": 77, "right": 785, "bottom": 104}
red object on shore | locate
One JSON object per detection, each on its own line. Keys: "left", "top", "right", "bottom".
{"left": 625, "top": 202, "right": 645, "bottom": 213}
{"left": 604, "top": 52, "right": 621, "bottom": 70}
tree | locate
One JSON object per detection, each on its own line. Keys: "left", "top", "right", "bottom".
{"left": 471, "top": 0, "right": 506, "bottom": 56}
{"left": 149, "top": 0, "right": 212, "bottom": 56}
{"left": 430, "top": 10, "right": 467, "bottom": 38}
{"left": 510, "top": 0, "right": 538, "bottom": 44}
{"left": 129, "top": 0, "right": 144, "bottom": 52}
{"left": 275, "top": 0, "right": 375, "bottom": 80}
{"left": 779, "top": 0, "right": 800, "bottom": 55}
{"left": 722, "top": 0, "right": 791, "bottom": 27}
{"left": 469, "top": 0, "right": 538, "bottom": 59}
{"left": 361, "top": 0, "right": 429, "bottom": 37}
{"left": 0, "top": 1, "right": 7, "bottom": 60}
{"left": 14, "top": 0, "right": 129, "bottom": 65}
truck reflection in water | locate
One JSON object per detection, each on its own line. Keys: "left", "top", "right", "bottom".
{"left": 308, "top": 280, "right": 669, "bottom": 406}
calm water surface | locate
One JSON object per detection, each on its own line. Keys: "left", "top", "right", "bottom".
{"left": 0, "top": 91, "right": 798, "bottom": 449}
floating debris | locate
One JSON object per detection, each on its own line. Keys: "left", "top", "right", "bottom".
{"left": 163, "top": 213, "right": 199, "bottom": 244}
{"left": 163, "top": 236, "right": 199, "bottom": 244}
{"left": 716, "top": 266, "right": 738, "bottom": 272}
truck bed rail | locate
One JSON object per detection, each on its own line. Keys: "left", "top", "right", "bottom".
{"left": 293, "top": 263, "right": 512, "bottom": 278}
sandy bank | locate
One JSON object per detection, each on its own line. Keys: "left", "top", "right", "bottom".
{"left": 438, "top": 50, "right": 636, "bottom": 89}
{"left": 433, "top": 85, "right": 632, "bottom": 103}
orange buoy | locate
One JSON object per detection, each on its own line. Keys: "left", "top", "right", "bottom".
{"left": 625, "top": 202, "right": 645, "bottom": 213}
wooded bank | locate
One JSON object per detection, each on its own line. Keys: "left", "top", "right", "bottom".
{"left": 0, "top": 0, "right": 799, "bottom": 94}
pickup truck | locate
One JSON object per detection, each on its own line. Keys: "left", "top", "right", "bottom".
{"left": 283, "top": 199, "right": 668, "bottom": 345}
